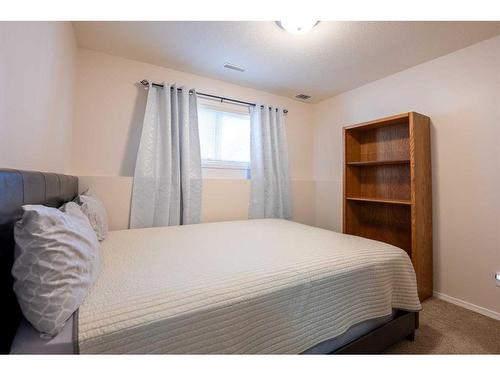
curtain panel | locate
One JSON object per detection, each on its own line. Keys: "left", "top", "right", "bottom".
{"left": 130, "top": 83, "right": 202, "bottom": 228}
{"left": 249, "top": 105, "right": 292, "bottom": 220}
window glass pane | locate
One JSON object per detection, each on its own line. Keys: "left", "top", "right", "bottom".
{"left": 220, "top": 112, "right": 250, "bottom": 163}
{"left": 198, "top": 107, "right": 217, "bottom": 160}
{"left": 198, "top": 105, "right": 250, "bottom": 165}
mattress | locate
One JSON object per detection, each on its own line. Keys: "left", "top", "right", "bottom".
{"left": 77, "top": 219, "right": 421, "bottom": 354}
{"left": 10, "top": 311, "right": 397, "bottom": 354}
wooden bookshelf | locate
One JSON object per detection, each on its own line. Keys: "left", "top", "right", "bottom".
{"left": 343, "top": 112, "right": 432, "bottom": 301}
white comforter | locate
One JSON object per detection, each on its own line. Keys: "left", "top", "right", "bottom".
{"left": 77, "top": 219, "right": 421, "bottom": 354}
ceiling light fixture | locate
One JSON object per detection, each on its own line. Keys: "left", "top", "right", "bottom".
{"left": 276, "top": 20, "right": 319, "bottom": 35}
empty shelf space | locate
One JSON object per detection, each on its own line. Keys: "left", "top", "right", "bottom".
{"left": 346, "top": 197, "right": 411, "bottom": 205}
{"left": 346, "top": 159, "right": 410, "bottom": 166}
{"left": 344, "top": 121, "right": 410, "bottom": 162}
{"left": 344, "top": 199, "right": 412, "bottom": 255}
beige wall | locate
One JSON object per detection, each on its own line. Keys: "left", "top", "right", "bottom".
{"left": 0, "top": 22, "right": 76, "bottom": 173}
{"left": 71, "top": 49, "right": 315, "bottom": 228}
{"left": 78, "top": 176, "right": 315, "bottom": 231}
{"left": 313, "top": 35, "right": 500, "bottom": 314}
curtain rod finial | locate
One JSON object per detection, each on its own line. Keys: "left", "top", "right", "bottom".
{"left": 140, "top": 79, "right": 149, "bottom": 87}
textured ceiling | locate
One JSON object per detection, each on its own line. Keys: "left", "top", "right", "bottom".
{"left": 73, "top": 21, "right": 500, "bottom": 103}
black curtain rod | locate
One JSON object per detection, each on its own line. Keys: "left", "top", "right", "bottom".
{"left": 140, "top": 80, "right": 288, "bottom": 114}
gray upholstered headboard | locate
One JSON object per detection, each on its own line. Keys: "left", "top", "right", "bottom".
{"left": 0, "top": 169, "right": 78, "bottom": 353}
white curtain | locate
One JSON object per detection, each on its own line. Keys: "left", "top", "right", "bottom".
{"left": 130, "top": 83, "right": 202, "bottom": 228}
{"left": 249, "top": 105, "right": 292, "bottom": 220}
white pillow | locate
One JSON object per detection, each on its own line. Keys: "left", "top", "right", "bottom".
{"left": 74, "top": 189, "right": 109, "bottom": 241}
{"left": 12, "top": 202, "right": 100, "bottom": 337}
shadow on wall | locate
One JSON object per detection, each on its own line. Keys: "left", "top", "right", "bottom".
{"left": 119, "top": 84, "right": 148, "bottom": 176}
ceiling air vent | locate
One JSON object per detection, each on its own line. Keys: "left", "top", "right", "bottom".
{"left": 223, "top": 62, "right": 245, "bottom": 72}
{"left": 295, "top": 94, "right": 311, "bottom": 100}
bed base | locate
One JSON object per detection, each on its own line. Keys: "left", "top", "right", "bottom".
{"left": 331, "top": 311, "right": 418, "bottom": 354}
{"left": 0, "top": 169, "right": 419, "bottom": 355}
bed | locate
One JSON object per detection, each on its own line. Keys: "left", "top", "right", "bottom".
{"left": 0, "top": 169, "right": 421, "bottom": 354}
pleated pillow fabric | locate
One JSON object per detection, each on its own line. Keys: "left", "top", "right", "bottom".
{"left": 12, "top": 202, "right": 100, "bottom": 338}
{"left": 74, "top": 190, "right": 109, "bottom": 241}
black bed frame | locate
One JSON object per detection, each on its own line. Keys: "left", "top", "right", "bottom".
{"left": 333, "top": 310, "right": 417, "bottom": 354}
{"left": 0, "top": 168, "right": 418, "bottom": 354}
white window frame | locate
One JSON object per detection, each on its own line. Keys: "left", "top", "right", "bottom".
{"left": 198, "top": 99, "right": 251, "bottom": 179}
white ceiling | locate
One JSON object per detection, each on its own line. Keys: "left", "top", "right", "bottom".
{"left": 73, "top": 21, "right": 500, "bottom": 103}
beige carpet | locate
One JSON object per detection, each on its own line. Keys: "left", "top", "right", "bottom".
{"left": 385, "top": 297, "right": 500, "bottom": 354}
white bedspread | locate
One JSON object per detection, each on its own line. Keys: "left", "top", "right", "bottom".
{"left": 77, "top": 219, "right": 421, "bottom": 354}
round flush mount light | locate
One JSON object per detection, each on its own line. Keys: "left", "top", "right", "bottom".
{"left": 276, "top": 20, "right": 319, "bottom": 35}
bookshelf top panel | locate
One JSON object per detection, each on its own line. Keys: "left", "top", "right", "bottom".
{"left": 344, "top": 113, "right": 410, "bottom": 131}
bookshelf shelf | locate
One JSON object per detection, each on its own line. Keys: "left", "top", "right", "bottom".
{"left": 346, "top": 159, "right": 410, "bottom": 166}
{"left": 345, "top": 197, "right": 411, "bottom": 205}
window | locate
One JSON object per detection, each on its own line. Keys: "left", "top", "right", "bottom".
{"left": 198, "top": 102, "right": 251, "bottom": 178}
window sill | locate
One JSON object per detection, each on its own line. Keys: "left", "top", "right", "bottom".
{"left": 202, "top": 168, "right": 250, "bottom": 180}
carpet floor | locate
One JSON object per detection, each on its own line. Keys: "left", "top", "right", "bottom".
{"left": 385, "top": 297, "right": 500, "bottom": 354}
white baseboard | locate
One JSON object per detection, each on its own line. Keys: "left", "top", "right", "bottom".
{"left": 433, "top": 291, "right": 500, "bottom": 321}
